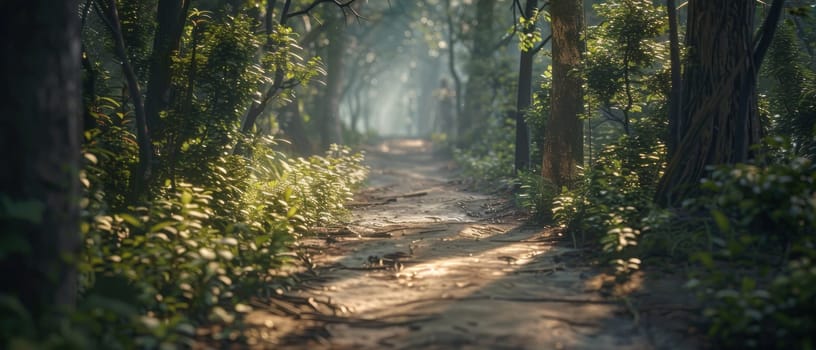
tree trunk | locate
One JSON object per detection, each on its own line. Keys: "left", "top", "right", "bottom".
{"left": 666, "top": 0, "right": 682, "bottom": 159}
{"left": 280, "top": 100, "right": 313, "bottom": 155}
{"left": 0, "top": 0, "right": 82, "bottom": 319}
{"left": 542, "top": 0, "right": 584, "bottom": 188}
{"left": 101, "top": 0, "right": 153, "bottom": 199}
{"left": 655, "top": 0, "right": 784, "bottom": 205}
{"left": 444, "top": 0, "right": 463, "bottom": 140}
{"left": 144, "top": 0, "right": 190, "bottom": 137}
{"left": 320, "top": 15, "right": 346, "bottom": 148}
{"left": 514, "top": 0, "right": 537, "bottom": 173}
{"left": 459, "top": 0, "right": 494, "bottom": 146}
{"left": 240, "top": 0, "right": 286, "bottom": 135}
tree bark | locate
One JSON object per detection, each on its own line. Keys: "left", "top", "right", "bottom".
{"left": 320, "top": 14, "right": 346, "bottom": 148}
{"left": 542, "top": 0, "right": 584, "bottom": 188}
{"left": 144, "top": 0, "right": 190, "bottom": 137}
{"left": 459, "top": 0, "right": 495, "bottom": 146}
{"left": 666, "top": 0, "right": 682, "bottom": 159}
{"left": 100, "top": 0, "right": 153, "bottom": 199}
{"left": 280, "top": 100, "right": 313, "bottom": 155}
{"left": 444, "top": 0, "right": 463, "bottom": 141}
{"left": 655, "top": 0, "right": 784, "bottom": 205}
{"left": 515, "top": 0, "right": 538, "bottom": 174}
{"left": 0, "top": 0, "right": 82, "bottom": 319}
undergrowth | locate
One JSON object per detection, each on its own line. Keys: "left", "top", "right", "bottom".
{"left": 0, "top": 136, "right": 367, "bottom": 349}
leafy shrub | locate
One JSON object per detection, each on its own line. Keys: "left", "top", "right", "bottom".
{"left": 683, "top": 138, "right": 816, "bottom": 348}
{"left": 453, "top": 118, "right": 516, "bottom": 184}
{"left": 0, "top": 137, "right": 368, "bottom": 349}
{"left": 552, "top": 136, "right": 664, "bottom": 273}
{"left": 516, "top": 171, "right": 557, "bottom": 222}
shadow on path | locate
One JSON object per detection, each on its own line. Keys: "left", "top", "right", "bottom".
{"left": 243, "top": 139, "right": 702, "bottom": 350}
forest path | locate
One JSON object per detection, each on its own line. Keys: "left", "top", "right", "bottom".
{"left": 242, "top": 139, "right": 699, "bottom": 350}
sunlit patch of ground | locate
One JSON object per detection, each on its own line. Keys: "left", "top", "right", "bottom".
{"left": 375, "top": 138, "right": 432, "bottom": 154}
{"left": 236, "top": 139, "right": 701, "bottom": 350}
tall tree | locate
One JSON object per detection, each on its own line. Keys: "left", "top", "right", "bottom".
{"left": 319, "top": 12, "right": 347, "bottom": 148}
{"left": 144, "top": 0, "right": 191, "bottom": 136}
{"left": 97, "top": 0, "right": 153, "bottom": 198}
{"left": 666, "top": 0, "right": 682, "bottom": 160}
{"left": 514, "top": 0, "right": 538, "bottom": 173}
{"left": 0, "top": 0, "right": 82, "bottom": 319}
{"left": 444, "top": 0, "right": 463, "bottom": 139}
{"left": 542, "top": 0, "right": 584, "bottom": 188}
{"left": 459, "top": 0, "right": 495, "bottom": 145}
{"left": 656, "top": 0, "right": 785, "bottom": 205}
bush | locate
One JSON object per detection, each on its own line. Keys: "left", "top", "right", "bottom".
{"left": 453, "top": 118, "right": 516, "bottom": 184}
{"left": 553, "top": 136, "right": 665, "bottom": 269}
{"left": 0, "top": 137, "right": 367, "bottom": 349}
{"left": 516, "top": 171, "right": 557, "bottom": 222}
{"left": 682, "top": 138, "right": 816, "bottom": 348}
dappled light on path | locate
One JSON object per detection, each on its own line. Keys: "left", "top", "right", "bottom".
{"left": 242, "top": 139, "right": 700, "bottom": 350}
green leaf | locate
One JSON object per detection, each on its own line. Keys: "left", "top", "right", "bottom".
{"left": 286, "top": 206, "right": 298, "bottom": 218}
{"left": 181, "top": 191, "right": 193, "bottom": 205}
{"left": 118, "top": 213, "right": 142, "bottom": 227}
{"left": 710, "top": 209, "right": 731, "bottom": 232}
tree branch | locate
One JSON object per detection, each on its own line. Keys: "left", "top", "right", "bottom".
{"left": 531, "top": 34, "right": 551, "bottom": 55}
{"left": 753, "top": 0, "right": 786, "bottom": 70}
{"left": 286, "top": 0, "right": 360, "bottom": 20}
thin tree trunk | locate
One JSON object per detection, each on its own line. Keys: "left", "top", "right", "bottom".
{"left": 666, "top": 0, "right": 682, "bottom": 159}
{"left": 460, "top": 0, "right": 495, "bottom": 146}
{"left": 280, "top": 100, "right": 313, "bottom": 155}
{"left": 445, "top": 0, "right": 463, "bottom": 140}
{"left": 515, "top": 0, "right": 538, "bottom": 173}
{"left": 240, "top": 0, "right": 288, "bottom": 135}
{"left": 542, "top": 0, "right": 584, "bottom": 188}
{"left": 144, "top": 0, "right": 190, "bottom": 137}
{"left": 0, "top": 0, "right": 82, "bottom": 319}
{"left": 101, "top": 0, "right": 153, "bottom": 198}
{"left": 320, "top": 14, "right": 346, "bottom": 148}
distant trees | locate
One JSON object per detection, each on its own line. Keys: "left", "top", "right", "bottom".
{"left": 0, "top": 0, "right": 81, "bottom": 321}
{"left": 460, "top": 0, "right": 497, "bottom": 146}
{"left": 514, "top": 0, "right": 539, "bottom": 173}
{"left": 77, "top": 0, "right": 359, "bottom": 200}
{"left": 319, "top": 12, "right": 347, "bottom": 148}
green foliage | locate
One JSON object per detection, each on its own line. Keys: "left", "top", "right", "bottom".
{"left": 545, "top": 0, "right": 670, "bottom": 274}
{"left": 453, "top": 118, "right": 516, "bottom": 184}
{"left": 553, "top": 136, "right": 665, "bottom": 272}
{"left": 516, "top": 171, "right": 556, "bottom": 222}
{"left": 516, "top": 8, "right": 544, "bottom": 52}
{"left": 584, "top": 0, "right": 669, "bottom": 136}
{"left": 764, "top": 21, "right": 816, "bottom": 159}
{"left": 688, "top": 254, "right": 816, "bottom": 349}
{"left": 1, "top": 136, "right": 366, "bottom": 348}
{"left": 676, "top": 139, "right": 816, "bottom": 348}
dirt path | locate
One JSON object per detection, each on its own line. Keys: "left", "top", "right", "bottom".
{"left": 242, "top": 139, "right": 701, "bottom": 349}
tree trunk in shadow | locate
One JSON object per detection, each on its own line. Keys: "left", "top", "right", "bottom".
{"left": 514, "top": 0, "right": 537, "bottom": 173}
{"left": 320, "top": 14, "right": 346, "bottom": 149}
{"left": 655, "top": 0, "right": 784, "bottom": 205}
{"left": 144, "top": 0, "right": 190, "bottom": 138}
{"left": 280, "top": 100, "right": 314, "bottom": 155}
{"left": 459, "top": 0, "right": 494, "bottom": 146}
{"left": 0, "top": 0, "right": 82, "bottom": 321}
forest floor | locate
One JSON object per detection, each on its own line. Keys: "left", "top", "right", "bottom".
{"left": 237, "top": 139, "right": 703, "bottom": 349}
